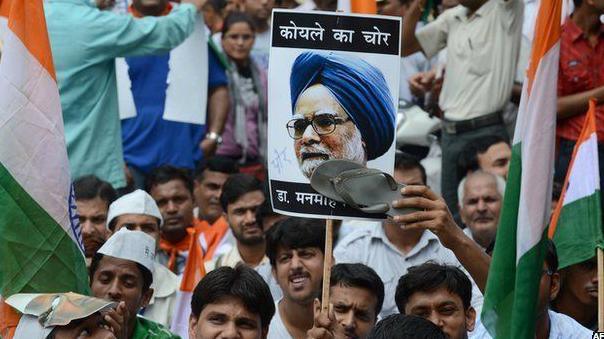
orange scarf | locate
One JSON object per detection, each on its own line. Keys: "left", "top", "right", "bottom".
{"left": 0, "top": 299, "right": 19, "bottom": 339}
{"left": 159, "top": 219, "right": 210, "bottom": 272}
{"left": 128, "top": 2, "right": 173, "bottom": 18}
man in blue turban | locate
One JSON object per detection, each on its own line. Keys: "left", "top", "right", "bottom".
{"left": 287, "top": 51, "right": 396, "bottom": 179}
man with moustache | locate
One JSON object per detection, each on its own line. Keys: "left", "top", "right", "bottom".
{"left": 457, "top": 171, "right": 505, "bottom": 250}
{"left": 209, "top": 173, "right": 268, "bottom": 269}
{"left": 287, "top": 51, "right": 396, "bottom": 179}
{"left": 193, "top": 156, "right": 239, "bottom": 259}
{"left": 147, "top": 165, "right": 220, "bottom": 274}
{"left": 265, "top": 218, "right": 326, "bottom": 339}
{"left": 74, "top": 175, "right": 118, "bottom": 265}
{"left": 306, "top": 263, "right": 385, "bottom": 339}
{"left": 553, "top": 256, "right": 598, "bottom": 330}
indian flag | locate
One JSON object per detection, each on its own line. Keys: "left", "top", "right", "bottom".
{"left": 0, "top": 0, "right": 89, "bottom": 336}
{"left": 170, "top": 228, "right": 207, "bottom": 337}
{"left": 549, "top": 100, "right": 603, "bottom": 269}
{"left": 480, "top": 0, "right": 562, "bottom": 337}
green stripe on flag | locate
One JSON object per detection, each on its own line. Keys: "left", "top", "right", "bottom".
{"left": 482, "top": 143, "right": 547, "bottom": 338}
{"left": 553, "top": 191, "right": 603, "bottom": 269}
{"left": 0, "top": 163, "right": 90, "bottom": 297}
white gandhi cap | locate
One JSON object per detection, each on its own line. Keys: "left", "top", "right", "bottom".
{"left": 106, "top": 189, "right": 163, "bottom": 230}
{"left": 97, "top": 228, "right": 156, "bottom": 275}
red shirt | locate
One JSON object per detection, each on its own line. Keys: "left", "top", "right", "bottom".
{"left": 557, "top": 19, "right": 604, "bottom": 141}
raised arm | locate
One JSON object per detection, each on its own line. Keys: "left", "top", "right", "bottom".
{"left": 402, "top": 0, "right": 425, "bottom": 56}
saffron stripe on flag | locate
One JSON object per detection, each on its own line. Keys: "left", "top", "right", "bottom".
{"left": 481, "top": 0, "right": 562, "bottom": 337}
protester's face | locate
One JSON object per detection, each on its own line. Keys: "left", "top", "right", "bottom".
{"left": 404, "top": 288, "right": 475, "bottom": 339}
{"left": 52, "top": 313, "right": 116, "bottom": 339}
{"left": 77, "top": 198, "right": 110, "bottom": 258}
{"left": 222, "top": 22, "right": 255, "bottom": 64}
{"left": 293, "top": 84, "right": 366, "bottom": 179}
{"left": 91, "top": 256, "right": 152, "bottom": 321}
{"left": 194, "top": 170, "right": 230, "bottom": 224}
{"left": 226, "top": 190, "right": 265, "bottom": 246}
{"left": 245, "top": 0, "right": 274, "bottom": 22}
{"left": 477, "top": 142, "right": 511, "bottom": 179}
{"left": 560, "top": 258, "right": 597, "bottom": 306}
{"left": 273, "top": 246, "right": 324, "bottom": 304}
{"left": 460, "top": 175, "right": 501, "bottom": 248}
{"left": 112, "top": 214, "right": 161, "bottom": 245}
{"left": 189, "top": 296, "right": 266, "bottom": 339}
{"left": 150, "top": 179, "right": 194, "bottom": 237}
{"left": 394, "top": 167, "right": 425, "bottom": 186}
{"left": 202, "top": 5, "right": 224, "bottom": 34}
{"left": 331, "top": 285, "right": 378, "bottom": 339}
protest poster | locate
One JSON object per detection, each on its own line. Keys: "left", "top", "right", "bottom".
{"left": 267, "top": 9, "right": 401, "bottom": 219}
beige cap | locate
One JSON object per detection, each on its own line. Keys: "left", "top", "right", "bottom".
{"left": 98, "top": 228, "right": 156, "bottom": 274}
{"left": 106, "top": 189, "right": 163, "bottom": 230}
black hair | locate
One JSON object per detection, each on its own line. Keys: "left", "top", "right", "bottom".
{"left": 395, "top": 262, "right": 472, "bottom": 312}
{"left": 190, "top": 265, "right": 275, "bottom": 329}
{"left": 194, "top": 156, "right": 239, "bottom": 182}
{"left": 367, "top": 314, "right": 447, "bottom": 339}
{"left": 145, "top": 165, "right": 194, "bottom": 194}
{"left": 73, "top": 175, "right": 117, "bottom": 205}
{"left": 545, "top": 239, "right": 558, "bottom": 273}
{"left": 457, "top": 135, "right": 510, "bottom": 180}
{"left": 331, "top": 263, "right": 385, "bottom": 316}
{"left": 573, "top": 0, "right": 582, "bottom": 7}
{"left": 205, "top": 0, "right": 226, "bottom": 12}
{"left": 221, "top": 11, "right": 256, "bottom": 36}
{"left": 265, "top": 217, "right": 326, "bottom": 267}
{"left": 89, "top": 253, "right": 153, "bottom": 294}
{"left": 220, "top": 173, "right": 263, "bottom": 211}
{"left": 395, "top": 152, "right": 427, "bottom": 185}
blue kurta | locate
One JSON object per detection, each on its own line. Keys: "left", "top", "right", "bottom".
{"left": 44, "top": 0, "right": 196, "bottom": 188}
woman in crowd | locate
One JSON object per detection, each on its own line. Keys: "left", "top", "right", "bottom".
{"left": 217, "top": 12, "right": 267, "bottom": 179}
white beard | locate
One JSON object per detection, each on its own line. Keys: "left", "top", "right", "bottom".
{"left": 298, "top": 128, "right": 366, "bottom": 179}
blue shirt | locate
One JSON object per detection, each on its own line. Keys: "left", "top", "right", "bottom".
{"left": 121, "top": 46, "right": 227, "bottom": 173}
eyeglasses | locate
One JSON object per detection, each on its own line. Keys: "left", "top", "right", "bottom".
{"left": 286, "top": 114, "right": 350, "bottom": 140}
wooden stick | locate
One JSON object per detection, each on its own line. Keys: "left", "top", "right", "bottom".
{"left": 321, "top": 219, "right": 334, "bottom": 312}
{"left": 599, "top": 248, "right": 603, "bottom": 331}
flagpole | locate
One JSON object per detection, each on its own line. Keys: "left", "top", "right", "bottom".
{"left": 321, "top": 219, "right": 334, "bottom": 312}
{"left": 598, "top": 248, "right": 603, "bottom": 331}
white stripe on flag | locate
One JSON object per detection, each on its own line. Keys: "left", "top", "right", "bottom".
{"left": 515, "top": 43, "right": 559, "bottom": 262}
{"left": 564, "top": 132, "right": 600, "bottom": 205}
{"left": 0, "top": 29, "right": 79, "bottom": 246}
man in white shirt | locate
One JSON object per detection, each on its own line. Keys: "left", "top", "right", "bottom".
{"left": 402, "top": 0, "right": 523, "bottom": 217}
{"left": 335, "top": 156, "right": 486, "bottom": 317}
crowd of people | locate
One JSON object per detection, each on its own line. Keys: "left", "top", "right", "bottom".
{"left": 2, "top": 0, "right": 603, "bottom": 337}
